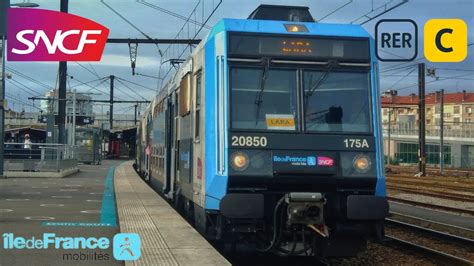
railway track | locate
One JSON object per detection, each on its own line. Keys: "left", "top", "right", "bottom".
{"left": 390, "top": 211, "right": 474, "bottom": 236}
{"left": 386, "top": 178, "right": 474, "bottom": 192}
{"left": 386, "top": 218, "right": 474, "bottom": 246}
{"left": 386, "top": 166, "right": 474, "bottom": 177}
{"left": 384, "top": 217, "right": 474, "bottom": 265}
{"left": 383, "top": 235, "right": 473, "bottom": 266}
{"left": 387, "top": 197, "right": 474, "bottom": 216}
{"left": 387, "top": 185, "right": 474, "bottom": 203}
{"left": 387, "top": 175, "right": 474, "bottom": 185}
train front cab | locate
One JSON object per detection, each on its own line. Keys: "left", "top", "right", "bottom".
{"left": 201, "top": 19, "right": 389, "bottom": 257}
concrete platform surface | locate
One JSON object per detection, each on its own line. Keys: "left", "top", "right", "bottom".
{"left": 0, "top": 160, "right": 122, "bottom": 266}
{"left": 114, "top": 161, "right": 230, "bottom": 266}
{"left": 5, "top": 167, "right": 79, "bottom": 178}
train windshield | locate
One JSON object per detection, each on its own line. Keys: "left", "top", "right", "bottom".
{"left": 231, "top": 67, "right": 298, "bottom": 130}
{"left": 303, "top": 71, "right": 371, "bottom": 133}
{"left": 230, "top": 67, "right": 371, "bottom": 133}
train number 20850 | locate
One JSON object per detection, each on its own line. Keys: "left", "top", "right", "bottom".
{"left": 231, "top": 136, "right": 268, "bottom": 147}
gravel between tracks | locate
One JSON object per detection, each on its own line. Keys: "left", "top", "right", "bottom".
{"left": 331, "top": 241, "right": 435, "bottom": 265}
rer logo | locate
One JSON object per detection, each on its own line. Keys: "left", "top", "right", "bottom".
{"left": 113, "top": 233, "right": 141, "bottom": 261}
{"left": 7, "top": 8, "right": 109, "bottom": 61}
{"left": 424, "top": 19, "right": 467, "bottom": 62}
{"left": 375, "top": 19, "right": 418, "bottom": 62}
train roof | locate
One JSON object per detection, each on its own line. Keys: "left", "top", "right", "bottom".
{"left": 248, "top": 5, "right": 315, "bottom": 22}
{"left": 205, "top": 18, "right": 372, "bottom": 40}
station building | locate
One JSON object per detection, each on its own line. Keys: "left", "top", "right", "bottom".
{"left": 381, "top": 91, "right": 474, "bottom": 168}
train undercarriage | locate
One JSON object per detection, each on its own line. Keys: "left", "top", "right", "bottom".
{"left": 170, "top": 187, "right": 387, "bottom": 258}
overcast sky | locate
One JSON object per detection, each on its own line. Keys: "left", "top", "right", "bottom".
{"left": 5, "top": 0, "right": 474, "bottom": 113}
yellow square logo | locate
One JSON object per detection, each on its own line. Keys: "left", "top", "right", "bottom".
{"left": 424, "top": 19, "right": 467, "bottom": 62}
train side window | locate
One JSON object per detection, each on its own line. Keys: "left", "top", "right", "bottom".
{"left": 196, "top": 72, "right": 202, "bottom": 108}
{"left": 179, "top": 72, "right": 191, "bottom": 116}
{"left": 174, "top": 92, "right": 179, "bottom": 118}
{"left": 195, "top": 72, "right": 202, "bottom": 139}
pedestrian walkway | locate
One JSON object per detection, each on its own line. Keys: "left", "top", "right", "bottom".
{"left": 0, "top": 161, "right": 121, "bottom": 266}
{"left": 114, "top": 161, "right": 230, "bottom": 266}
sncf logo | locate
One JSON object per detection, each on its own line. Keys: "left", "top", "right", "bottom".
{"left": 317, "top": 156, "right": 334, "bottom": 167}
{"left": 7, "top": 8, "right": 109, "bottom": 61}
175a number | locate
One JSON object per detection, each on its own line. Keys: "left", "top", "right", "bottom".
{"left": 344, "top": 138, "right": 369, "bottom": 148}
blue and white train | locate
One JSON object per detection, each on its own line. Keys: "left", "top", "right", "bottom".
{"left": 136, "top": 5, "right": 389, "bottom": 257}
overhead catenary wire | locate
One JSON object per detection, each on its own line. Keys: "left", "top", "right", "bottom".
{"left": 380, "top": 43, "right": 474, "bottom": 73}
{"left": 386, "top": 67, "right": 417, "bottom": 91}
{"left": 425, "top": 66, "right": 474, "bottom": 72}
{"left": 84, "top": 78, "right": 109, "bottom": 94}
{"left": 380, "top": 55, "right": 427, "bottom": 73}
{"left": 100, "top": 0, "right": 164, "bottom": 56}
{"left": 6, "top": 93, "right": 42, "bottom": 110}
{"left": 74, "top": 62, "right": 102, "bottom": 79}
{"left": 114, "top": 83, "right": 140, "bottom": 100}
{"left": 394, "top": 72, "right": 474, "bottom": 92}
{"left": 115, "top": 79, "right": 149, "bottom": 101}
{"left": 350, "top": 0, "right": 408, "bottom": 25}
{"left": 6, "top": 98, "right": 38, "bottom": 111}
{"left": 7, "top": 79, "right": 38, "bottom": 96}
{"left": 380, "top": 63, "right": 418, "bottom": 74}
{"left": 137, "top": 0, "right": 211, "bottom": 29}
{"left": 5, "top": 66, "right": 53, "bottom": 90}
{"left": 317, "top": 0, "right": 353, "bottom": 21}
{"left": 156, "top": 0, "right": 222, "bottom": 88}
{"left": 69, "top": 77, "right": 106, "bottom": 88}
{"left": 115, "top": 77, "right": 155, "bottom": 92}
{"left": 114, "top": 104, "right": 136, "bottom": 113}
{"left": 100, "top": 0, "right": 153, "bottom": 40}
{"left": 378, "top": 49, "right": 410, "bottom": 60}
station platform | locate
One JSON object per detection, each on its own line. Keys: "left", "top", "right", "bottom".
{"left": 0, "top": 160, "right": 229, "bottom": 266}
{"left": 114, "top": 161, "right": 229, "bottom": 266}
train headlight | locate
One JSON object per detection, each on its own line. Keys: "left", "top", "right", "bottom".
{"left": 353, "top": 154, "right": 371, "bottom": 173}
{"left": 231, "top": 152, "right": 249, "bottom": 171}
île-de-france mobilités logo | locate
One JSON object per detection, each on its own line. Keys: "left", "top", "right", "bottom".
{"left": 113, "top": 233, "right": 141, "bottom": 261}
{"left": 7, "top": 8, "right": 109, "bottom": 62}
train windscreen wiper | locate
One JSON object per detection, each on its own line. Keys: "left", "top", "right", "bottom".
{"left": 304, "top": 64, "right": 334, "bottom": 111}
{"left": 254, "top": 58, "right": 271, "bottom": 125}
{"left": 305, "top": 68, "right": 332, "bottom": 99}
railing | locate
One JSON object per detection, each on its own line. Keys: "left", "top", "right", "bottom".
{"left": 3, "top": 143, "right": 78, "bottom": 172}
{"left": 382, "top": 124, "right": 474, "bottom": 139}
{"left": 385, "top": 155, "right": 474, "bottom": 169}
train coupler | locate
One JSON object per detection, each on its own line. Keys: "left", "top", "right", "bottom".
{"left": 285, "top": 192, "right": 326, "bottom": 226}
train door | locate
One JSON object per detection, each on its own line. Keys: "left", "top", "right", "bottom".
{"left": 192, "top": 71, "right": 203, "bottom": 204}
{"left": 164, "top": 96, "right": 173, "bottom": 196}
{"left": 145, "top": 113, "right": 153, "bottom": 181}
{"left": 177, "top": 73, "right": 194, "bottom": 201}
{"left": 169, "top": 91, "right": 179, "bottom": 199}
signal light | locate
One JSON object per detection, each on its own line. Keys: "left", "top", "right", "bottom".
{"left": 284, "top": 24, "right": 309, "bottom": 33}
